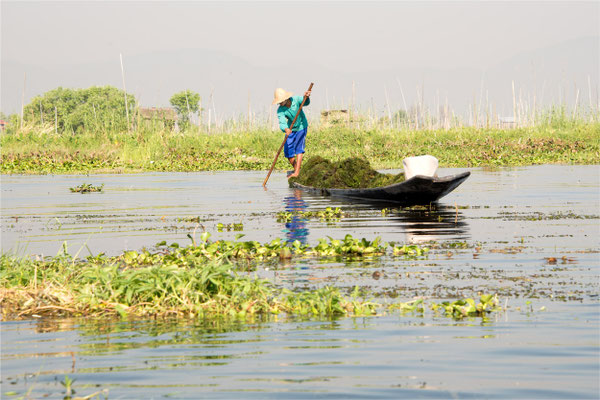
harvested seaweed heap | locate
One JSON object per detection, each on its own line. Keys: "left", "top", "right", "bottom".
{"left": 289, "top": 156, "right": 405, "bottom": 189}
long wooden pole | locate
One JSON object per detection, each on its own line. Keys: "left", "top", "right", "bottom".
{"left": 120, "top": 53, "right": 130, "bottom": 131}
{"left": 20, "top": 73, "right": 26, "bottom": 130}
{"left": 263, "top": 82, "right": 313, "bottom": 187}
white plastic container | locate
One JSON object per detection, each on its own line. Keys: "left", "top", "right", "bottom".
{"left": 402, "top": 155, "right": 439, "bottom": 180}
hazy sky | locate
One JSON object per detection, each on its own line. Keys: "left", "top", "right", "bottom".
{"left": 1, "top": 1, "right": 599, "bottom": 115}
{"left": 3, "top": 1, "right": 598, "bottom": 69}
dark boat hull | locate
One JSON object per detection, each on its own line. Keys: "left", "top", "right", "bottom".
{"left": 291, "top": 171, "right": 470, "bottom": 205}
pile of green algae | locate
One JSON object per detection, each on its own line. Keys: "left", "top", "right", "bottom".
{"left": 289, "top": 156, "right": 405, "bottom": 189}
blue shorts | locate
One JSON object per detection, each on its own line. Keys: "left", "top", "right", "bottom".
{"left": 284, "top": 128, "right": 307, "bottom": 159}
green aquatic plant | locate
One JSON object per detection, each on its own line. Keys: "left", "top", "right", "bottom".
{"left": 288, "top": 156, "right": 405, "bottom": 189}
{"left": 280, "top": 286, "right": 378, "bottom": 316}
{"left": 154, "top": 233, "right": 387, "bottom": 263}
{"left": 0, "top": 245, "right": 504, "bottom": 321}
{"left": 388, "top": 298, "right": 425, "bottom": 314}
{"left": 276, "top": 207, "right": 345, "bottom": 223}
{"left": 69, "top": 183, "right": 104, "bottom": 193}
{"left": 216, "top": 222, "right": 244, "bottom": 232}
{"left": 177, "top": 216, "right": 202, "bottom": 223}
{"left": 307, "top": 235, "right": 386, "bottom": 257}
{"left": 0, "top": 252, "right": 376, "bottom": 319}
{"left": 0, "top": 226, "right": 514, "bottom": 321}
{"left": 430, "top": 294, "right": 501, "bottom": 319}
{"left": 60, "top": 375, "right": 76, "bottom": 399}
{"left": 391, "top": 244, "right": 429, "bottom": 258}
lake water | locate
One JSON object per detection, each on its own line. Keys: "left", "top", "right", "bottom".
{"left": 1, "top": 165, "right": 599, "bottom": 399}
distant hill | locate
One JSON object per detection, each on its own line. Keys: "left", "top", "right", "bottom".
{"left": 2, "top": 36, "right": 597, "bottom": 122}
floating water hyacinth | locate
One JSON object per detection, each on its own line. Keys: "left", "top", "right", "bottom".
{"left": 216, "top": 222, "right": 244, "bottom": 232}
{"left": 69, "top": 183, "right": 104, "bottom": 193}
{"left": 0, "top": 232, "right": 502, "bottom": 320}
{"left": 276, "top": 207, "right": 345, "bottom": 223}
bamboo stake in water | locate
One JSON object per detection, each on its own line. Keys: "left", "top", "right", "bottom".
{"left": 573, "top": 88, "right": 580, "bottom": 119}
{"left": 268, "top": 103, "right": 273, "bottom": 131}
{"left": 185, "top": 91, "right": 192, "bottom": 125}
{"left": 208, "top": 109, "right": 211, "bottom": 134}
{"left": 395, "top": 78, "right": 407, "bottom": 129}
{"left": 208, "top": 90, "right": 214, "bottom": 134}
{"left": 371, "top": 98, "right": 375, "bottom": 130}
{"left": 587, "top": 75, "right": 593, "bottom": 121}
{"left": 477, "top": 74, "right": 485, "bottom": 126}
{"left": 20, "top": 73, "right": 26, "bottom": 130}
{"left": 444, "top": 95, "right": 450, "bottom": 130}
{"left": 384, "top": 86, "right": 392, "bottom": 130}
{"left": 512, "top": 80, "right": 517, "bottom": 128}
{"left": 198, "top": 97, "right": 202, "bottom": 128}
{"left": 351, "top": 81, "right": 356, "bottom": 129}
{"left": 435, "top": 89, "right": 440, "bottom": 130}
{"left": 421, "top": 81, "right": 426, "bottom": 129}
{"left": 248, "top": 90, "right": 251, "bottom": 130}
{"left": 518, "top": 87, "right": 523, "bottom": 127}
{"left": 120, "top": 53, "right": 130, "bottom": 131}
{"left": 415, "top": 85, "right": 422, "bottom": 131}
{"left": 211, "top": 90, "right": 218, "bottom": 132}
{"left": 486, "top": 90, "right": 490, "bottom": 129}
{"left": 473, "top": 93, "right": 478, "bottom": 128}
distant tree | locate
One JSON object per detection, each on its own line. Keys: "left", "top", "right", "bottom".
{"left": 169, "top": 90, "right": 201, "bottom": 128}
{"left": 393, "top": 109, "right": 409, "bottom": 122}
{"left": 22, "top": 86, "right": 136, "bottom": 133}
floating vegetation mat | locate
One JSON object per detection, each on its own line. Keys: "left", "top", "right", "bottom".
{"left": 276, "top": 207, "right": 345, "bottom": 223}
{"left": 0, "top": 233, "right": 503, "bottom": 320}
{"left": 289, "top": 156, "right": 405, "bottom": 189}
{"left": 69, "top": 183, "right": 104, "bottom": 193}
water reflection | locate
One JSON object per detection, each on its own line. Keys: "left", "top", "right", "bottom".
{"left": 317, "top": 193, "right": 471, "bottom": 244}
{"left": 282, "top": 190, "right": 309, "bottom": 244}
{"left": 394, "top": 205, "right": 470, "bottom": 244}
{"left": 2, "top": 308, "right": 598, "bottom": 399}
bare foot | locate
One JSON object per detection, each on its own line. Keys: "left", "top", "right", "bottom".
{"left": 287, "top": 172, "right": 299, "bottom": 179}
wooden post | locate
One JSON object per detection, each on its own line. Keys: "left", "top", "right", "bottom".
{"left": 384, "top": 86, "right": 392, "bottom": 130}
{"left": 20, "top": 72, "right": 26, "bottom": 130}
{"left": 351, "top": 81, "right": 355, "bottom": 129}
{"left": 512, "top": 80, "right": 517, "bottom": 128}
{"left": 120, "top": 53, "right": 130, "bottom": 131}
{"left": 185, "top": 91, "right": 191, "bottom": 126}
{"left": 248, "top": 90, "right": 251, "bottom": 130}
{"left": 198, "top": 97, "right": 202, "bottom": 128}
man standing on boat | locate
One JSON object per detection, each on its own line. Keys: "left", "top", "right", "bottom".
{"left": 273, "top": 87, "right": 311, "bottom": 178}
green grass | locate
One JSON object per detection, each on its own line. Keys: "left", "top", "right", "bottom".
{"left": 1, "top": 119, "right": 598, "bottom": 174}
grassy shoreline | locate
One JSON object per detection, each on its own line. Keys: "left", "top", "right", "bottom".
{"left": 2, "top": 123, "right": 598, "bottom": 174}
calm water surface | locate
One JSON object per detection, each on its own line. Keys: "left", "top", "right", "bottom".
{"left": 1, "top": 165, "right": 599, "bottom": 399}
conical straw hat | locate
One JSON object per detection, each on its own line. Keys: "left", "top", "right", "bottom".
{"left": 272, "top": 88, "right": 293, "bottom": 105}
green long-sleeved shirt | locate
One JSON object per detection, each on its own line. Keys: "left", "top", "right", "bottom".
{"left": 277, "top": 95, "right": 310, "bottom": 132}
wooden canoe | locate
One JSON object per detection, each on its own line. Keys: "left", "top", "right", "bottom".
{"left": 290, "top": 171, "right": 470, "bottom": 205}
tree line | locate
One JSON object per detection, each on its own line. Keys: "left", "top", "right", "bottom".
{"left": 5, "top": 85, "right": 200, "bottom": 133}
